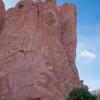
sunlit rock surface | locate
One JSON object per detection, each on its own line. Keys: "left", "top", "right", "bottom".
{"left": 0, "top": 0, "right": 81, "bottom": 100}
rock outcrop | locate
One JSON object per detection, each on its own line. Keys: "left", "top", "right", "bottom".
{"left": 0, "top": 0, "right": 81, "bottom": 100}
{"left": 97, "top": 94, "right": 100, "bottom": 100}
{"left": 0, "top": 0, "right": 5, "bottom": 33}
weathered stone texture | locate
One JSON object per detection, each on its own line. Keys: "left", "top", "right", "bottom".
{"left": 0, "top": 0, "right": 5, "bottom": 33}
{"left": 97, "top": 94, "right": 100, "bottom": 100}
{"left": 0, "top": 0, "right": 81, "bottom": 100}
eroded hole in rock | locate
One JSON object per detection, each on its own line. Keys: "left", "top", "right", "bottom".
{"left": 45, "top": 11, "right": 56, "bottom": 26}
{"left": 0, "top": 5, "right": 2, "bottom": 10}
{"left": 18, "top": 4, "right": 24, "bottom": 9}
{"left": 0, "top": 5, "right": 4, "bottom": 12}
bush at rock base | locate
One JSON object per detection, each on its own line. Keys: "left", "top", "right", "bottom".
{"left": 67, "top": 88, "right": 97, "bottom": 100}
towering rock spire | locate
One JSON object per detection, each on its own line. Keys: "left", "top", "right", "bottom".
{"left": 0, "top": 0, "right": 81, "bottom": 100}
{"left": 0, "top": 0, "right": 5, "bottom": 33}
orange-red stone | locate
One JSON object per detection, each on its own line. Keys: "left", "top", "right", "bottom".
{"left": 0, "top": 0, "right": 81, "bottom": 100}
{"left": 97, "top": 94, "right": 100, "bottom": 100}
{"left": 0, "top": 0, "right": 5, "bottom": 33}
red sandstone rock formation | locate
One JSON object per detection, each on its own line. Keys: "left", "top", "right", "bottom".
{"left": 0, "top": 0, "right": 5, "bottom": 33}
{"left": 0, "top": 0, "right": 81, "bottom": 100}
{"left": 97, "top": 94, "right": 100, "bottom": 100}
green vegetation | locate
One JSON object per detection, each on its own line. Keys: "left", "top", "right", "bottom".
{"left": 67, "top": 88, "right": 97, "bottom": 100}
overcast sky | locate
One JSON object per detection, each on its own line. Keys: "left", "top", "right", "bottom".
{"left": 3, "top": 0, "right": 100, "bottom": 91}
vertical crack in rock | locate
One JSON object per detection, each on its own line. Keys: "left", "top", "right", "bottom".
{"left": 0, "top": 0, "right": 82, "bottom": 100}
{"left": 36, "top": 3, "right": 40, "bottom": 31}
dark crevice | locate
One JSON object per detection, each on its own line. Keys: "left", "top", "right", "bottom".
{"left": 36, "top": 3, "right": 40, "bottom": 31}
{"left": 19, "top": 50, "right": 26, "bottom": 55}
{"left": 27, "top": 97, "right": 41, "bottom": 100}
{"left": 18, "top": 4, "right": 24, "bottom": 9}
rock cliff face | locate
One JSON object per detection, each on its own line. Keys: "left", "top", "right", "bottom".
{"left": 0, "top": 0, "right": 81, "bottom": 100}
{"left": 0, "top": 0, "right": 5, "bottom": 33}
{"left": 97, "top": 94, "right": 100, "bottom": 100}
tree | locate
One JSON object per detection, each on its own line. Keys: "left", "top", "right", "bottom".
{"left": 67, "top": 88, "right": 97, "bottom": 100}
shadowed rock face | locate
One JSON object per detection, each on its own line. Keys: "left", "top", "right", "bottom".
{"left": 0, "top": 0, "right": 5, "bottom": 33}
{"left": 0, "top": 0, "right": 81, "bottom": 100}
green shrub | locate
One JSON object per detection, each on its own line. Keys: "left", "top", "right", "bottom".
{"left": 67, "top": 88, "right": 97, "bottom": 100}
